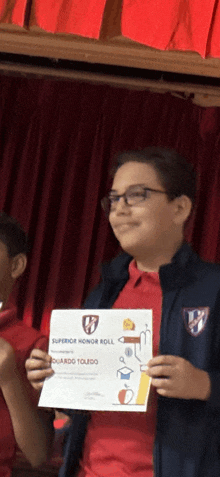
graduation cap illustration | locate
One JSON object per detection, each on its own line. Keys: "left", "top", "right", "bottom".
{"left": 117, "top": 366, "right": 134, "bottom": 380}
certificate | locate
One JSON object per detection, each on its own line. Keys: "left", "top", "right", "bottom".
{"left": 39, "top": 309, "right": 152, "bottom": 412}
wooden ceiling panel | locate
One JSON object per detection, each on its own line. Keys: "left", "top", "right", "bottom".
{"left": 0, "top": 30, "right": 220, "bottom": 79}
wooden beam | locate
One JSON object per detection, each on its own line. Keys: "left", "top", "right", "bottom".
{"left": 0, "top": 30, "right": 220, "bottom": 78}
{"left": 1, "top": 58, "right": 220, "bottom": 100}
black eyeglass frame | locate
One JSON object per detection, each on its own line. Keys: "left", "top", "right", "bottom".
{"left": 101, "top": 186, "right": 168, "bottom": 216}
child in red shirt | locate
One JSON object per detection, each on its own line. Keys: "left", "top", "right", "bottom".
{"left": 0, "top": 212, "right": 53, "bottom": 477}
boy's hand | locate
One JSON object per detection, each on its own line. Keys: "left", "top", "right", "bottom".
{"left": 25, "top": 349, "right": 54, "bottom": 391}
{"left": 0, "top": 338, "right": 17, "bottom": 387}
{"left": 147, "top": 355, "right": 211, "bottom": 401}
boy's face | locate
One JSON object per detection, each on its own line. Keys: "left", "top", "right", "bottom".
{"left": 109, "top": 161, "right": 183, "bottom": 258}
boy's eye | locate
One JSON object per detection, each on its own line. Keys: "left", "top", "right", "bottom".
{"left": 128, "top": 191, "right": 145, "bottom": 199}
{"left": 109, "top": 196, "right": 119, "bottom": 203}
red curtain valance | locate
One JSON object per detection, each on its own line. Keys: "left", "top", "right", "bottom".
{"left": 1, "top": 0, "right": 220, "bottom": 58}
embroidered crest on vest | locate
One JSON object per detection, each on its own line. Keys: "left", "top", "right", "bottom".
{"left": 182, "top": 307, "right": 210, "bottom": 336}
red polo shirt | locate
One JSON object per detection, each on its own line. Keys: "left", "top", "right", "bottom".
{"left": 78, "top": 260, "right": 162, "bottom": 477}
{"left": 0, "top": 305, "right": 48, "bottom": 477}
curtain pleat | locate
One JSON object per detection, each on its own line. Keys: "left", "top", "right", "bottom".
{"left": 0, "top": 76, "right": 219, "bottom": 333}
{"left": 207, "top": 0, "right": 220, "bottom": 57}
{"left": 0, "top": 0, "right": 28, "bottom": 27}
{"left": 29, "top": 0, "right": 107, "bottom": 38}
{"left": 121, "top": 0, "right": 220, "bottom": 58}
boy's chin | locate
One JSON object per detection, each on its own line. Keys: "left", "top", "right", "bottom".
{"left": 119, "top": 240, "right": 145, "bottom": 258}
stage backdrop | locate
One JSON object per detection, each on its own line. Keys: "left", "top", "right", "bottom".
{"left": 0, "top": 76, "right": 219, "bottom": 334}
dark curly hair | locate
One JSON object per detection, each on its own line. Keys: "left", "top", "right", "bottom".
{"left": 0, "top": 212, "right": 29, "bottom": 257}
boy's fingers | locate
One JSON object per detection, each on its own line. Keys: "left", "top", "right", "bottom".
{"left": 29, "top": 348, "right": 51, "bottom": 362}
{"left": 31, "top": 380, "right": 44, "bottom": 391}
{"left": 26, "top": 368, "right": 54, "bottom": 382}
{"left": 147, "top": 365, "right": 171, "bottom": 377}
{"left": 25, "top": 358, "right": 51, "bottom": 371}
{"left": 26, "top": 349, "right": 52, "bottom": 373}
{"left": 151, "top": 377, "right": 169, "bottom": 389}
{"left": 147, "top": 355, "right": 175, "bottom": 367}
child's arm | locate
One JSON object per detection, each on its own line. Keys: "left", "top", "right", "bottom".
{"left": 0, "top": 337, "right": 53, "bottom": 467}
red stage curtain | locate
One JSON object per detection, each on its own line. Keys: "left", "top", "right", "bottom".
{"left": 29, "top": 0, "right": 107, "bottom": 38}
{"left": 121, "top": 0, "right": 220, "bottom": 58}
{"left": 0, "top": 76, "right": 219, "bottom": 334}
{"left": 0, "top": 0, "right": 28, "bottom": 27}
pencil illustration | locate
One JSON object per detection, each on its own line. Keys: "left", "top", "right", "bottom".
{"left": 118, "top": 336, "right": 140, "bottom": 343}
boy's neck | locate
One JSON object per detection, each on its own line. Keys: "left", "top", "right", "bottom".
{"left": 135, "top": 238, "right": 184, "bottom": 273}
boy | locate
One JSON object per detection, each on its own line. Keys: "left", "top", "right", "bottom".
{"left": 26, "top": 148, "right": 220, "bottom": 477}
{"left": 0, "top": 212, "right": 53, "bottom": 477}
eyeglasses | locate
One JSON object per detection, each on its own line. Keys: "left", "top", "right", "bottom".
{"left": 101, "top": 185, "right": 167, "bottom": 215}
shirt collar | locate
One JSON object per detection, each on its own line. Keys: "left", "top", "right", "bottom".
{"left": 102, "top": 242, "right": 197, "bottom": 290}
{"left": 128, "top": 259, "right": 160, "bottom": 288}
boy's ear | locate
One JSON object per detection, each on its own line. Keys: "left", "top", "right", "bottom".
{"left": 11, "top": 253, "right": 27, "bottom": 280}
{"left": 173, "top": 195, "right": 193, "bottom": 225}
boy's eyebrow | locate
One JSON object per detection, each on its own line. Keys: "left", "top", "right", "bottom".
{"left": 109, "top": 184, "right": 148, "bottom": 194}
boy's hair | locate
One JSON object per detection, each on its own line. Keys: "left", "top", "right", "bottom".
{"left": 113, "top": 147, "right": 197, "bottom": 204}
{"left": 0, "top": 212, "right": 29, "bottom": 257}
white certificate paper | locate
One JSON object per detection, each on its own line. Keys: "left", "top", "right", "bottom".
{"left": 39, "top": 309, "right": 152, "bottom": 412}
